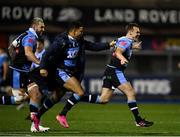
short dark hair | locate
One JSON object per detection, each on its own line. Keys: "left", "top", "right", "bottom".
{"left": 125, "top": 23, "right": 140, "bottom": 32}
{"left": 67, "top": 21, "right": 83, "bottom": 32}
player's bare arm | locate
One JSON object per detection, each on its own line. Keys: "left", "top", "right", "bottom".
{"left": 24, "top": 46, "right": 40, "bottom": 65}
{"left": 115, "top": 47, "right": 128, "bottom": 65}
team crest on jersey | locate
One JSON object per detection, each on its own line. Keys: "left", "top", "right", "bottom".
{"left": 119, "top": 41, "right": 127, "bottom": 46}
{"left": 67, "top": 47, "right": 79, "bottom": 58}
{"left": 28, "top": 38, "right": 33, "bottom": 43}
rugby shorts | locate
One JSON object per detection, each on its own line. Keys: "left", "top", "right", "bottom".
{"left": 9, "top": 67, "right": 29, "bottom": 89}
{"left": 102, "top": 66, "right": 127, "bottom": 89}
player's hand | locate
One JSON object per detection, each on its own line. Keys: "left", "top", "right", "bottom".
{"left": 40, "top": 69, "right": 48, "bottom": 77}
{"left": 37, "top": 60, "right": 40, "bottom": 65}
{"left": 109, "top": 40, "right": 116, "bottom": 47}
{"left": 132, "top": 41, "right": 142, "bottom": 50}
{"left": 120, "top": 58, "right": 129, "bottom": 65}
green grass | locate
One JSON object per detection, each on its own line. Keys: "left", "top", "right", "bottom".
{"left": 0, "top": 103, "right": 180, "bottom": 136}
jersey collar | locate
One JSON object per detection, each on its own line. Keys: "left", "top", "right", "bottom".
{"left": 68, "top": 35, "right": 77, "bottom": 42}
{"left": 29, "top": 28, "right": 38, "bottom": 39}
{"left": 124, "top": 36, "right": 134, "bottom": 42}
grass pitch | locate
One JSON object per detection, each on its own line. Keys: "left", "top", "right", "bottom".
{"left": 0, "top": 103, "right": 180, "bottom": 136}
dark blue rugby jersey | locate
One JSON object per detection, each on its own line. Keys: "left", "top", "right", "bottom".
{"left": 40, "top": 33, "right": 80, "bottom": 73}
{"left": 41, "top": 32, "right": 110, "bottom": 75}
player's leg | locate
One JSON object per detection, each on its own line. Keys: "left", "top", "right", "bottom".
{"left": 34, "top": 68, "right": 67, "bottom": 120}
{"left": 80, "top": 70, "right": 114, "bottom": 104}
{"left": 0, "top": 80, "right": 15, "bottom": 105}
{"left": 0, "top": 94, "right": 16, "bottom": 105}
{"left": 57, "top": 70, "right": 84, "bottom": 115}
{"left": 28, "top": 82, "right": 42, "bottom": 131}
{"left": 56, "top": 70, "right": 85, "bottom": 128}
{"left": 27, "top": 68, "right": 53, "bottom": 132}
{"left": 98, "top": 67, "right": 114, "bottom": 103}
{"left": 80, "top": 88, "right": 113, "bottom": 104}
{"left": 28, "top": 82, "right": 52, "bottom": 132}
{"left": 99, "top": 88, "right": 113, "bottom": 103}
{"left": 112, "top": 69, "right": 142, "bottom": 124}
{"left": 28, "top": 82, "right": 42, "bottom": 118}
{"left": 57, "top": 77, "right": 85, "bottom": 127}
{"left": 118, "top": 82, "right": 142, "bottom": 122}
{"left": 0, "top": 69, "right": 28, "bottom": 105}
{"left": 117, "top": 79, "right": 153, "bottom": 127}
{"left": 12, "top": 88, "right": 29, "bottom": 104}
{"left": 37, "top": 87, "right": 66, "bottom": 119}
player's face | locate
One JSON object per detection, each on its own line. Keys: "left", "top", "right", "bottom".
{"left": 73, "top": 27, "right": 84, "bottom": 40}
{"left": 34, "top": 22, "right": 45, "bottom": 36}
{"left": 131, "top": 26, "right": 140, "bottom": 41}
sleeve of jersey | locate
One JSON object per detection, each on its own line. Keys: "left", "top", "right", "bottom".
{"left": 84, "top": 40, "right": 110, "bottom": 51}
{"left": 22, "top": 35, "right": 36, "bottom": 48}
{"left": 115, "top": 39, "right": 130, "bottom": 50}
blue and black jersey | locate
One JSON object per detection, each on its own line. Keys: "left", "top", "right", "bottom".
{"left": 108, "top": 36, "right": 133, "bottom": 71}
{"left": 40, "top": 32, "right": 110, "bottom": 80}
{"left": 40, "top": 33, "right": 80, "bottom": 73}
{"left": 10, "top": 28, "right": 38, "bottom": 72}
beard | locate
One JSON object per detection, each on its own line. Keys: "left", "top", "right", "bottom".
{"left": 37, "top": 31, "right": 43, "bottom": 37}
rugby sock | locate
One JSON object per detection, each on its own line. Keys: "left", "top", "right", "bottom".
{"left": 29, "top": 103, "right": 40, "bottom": 121}
{"left": 80, "top": 94, "right": 100, "bottom": 103}
{"left": 60, "top": 93, "right": 81, "bottom": 116}
{"left": 128, "top": 100, "right": 142, "bottom": 122}
{"left": 29, "top": 103, "right": 39, "bottom": 113}
{"left": 0, "top": 96, "right": 16, "bottom": 105}
{"left": 37, "top": 98, "right": 55, "bottom": 119}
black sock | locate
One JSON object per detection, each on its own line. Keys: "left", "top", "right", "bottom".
{"left": 37, "top": 98, "right": 55, "bottom": 119}
{"left": 0, "top": 96, "right": 15, "bottom": 105}
{"left": 80, "top": 94, "right": 99, "bottom": 103}
{"left": 29, "top": 104, "right": 39, "bottom": 113}
{"left": 60, "top": 93, "right": 81, "bottom": 116}
{"left": 128, "top": 100, "right": 142, "bottom": 123}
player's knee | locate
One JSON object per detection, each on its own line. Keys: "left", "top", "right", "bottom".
{"left": 29, "top": 90, "right": 42, "bottom": 102}
{"left": 127, "top": 90, "right": 136, "bottom": 98}
{"left": 28, "top": 83, "right": 42, "bottom": 101}
{"left": 35, "top": 91, "right": 42, "bottom": 100}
